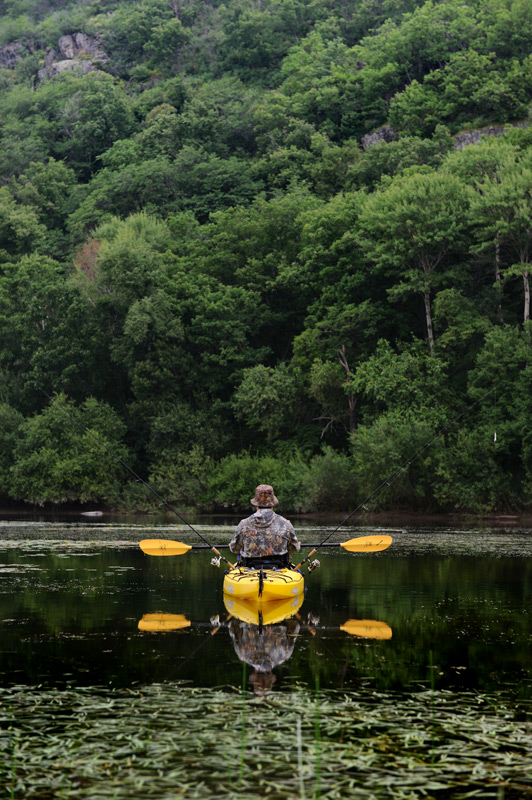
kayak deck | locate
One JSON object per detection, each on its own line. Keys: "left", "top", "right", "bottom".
{"left": 223, "top": 567, "right": 304, "bottom": 601}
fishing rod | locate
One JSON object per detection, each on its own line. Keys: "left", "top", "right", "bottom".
{"left": 38, "top": 388, "right": 389, "bottom": 570}
{"left": 37, "top": 388, "right": 236, "bottom": 569}
{"left": 294, "top": 384, "right": 497, "bottom": 571}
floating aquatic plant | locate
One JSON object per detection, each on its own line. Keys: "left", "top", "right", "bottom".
{"left": 0, "top": 683, "right": 530, "bottom": 799}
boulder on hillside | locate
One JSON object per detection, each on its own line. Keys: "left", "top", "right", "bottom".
{"left": 453, "top": 122, "right": 530, "bottom": 149}
{"left": 58, "top": 33, "right": 108, "bottom": 62}
{"left": 38, "top": 33, "right": 108, "bottom": 81}
{"left": 361, "top": 125, "right": 396, "bottom": 150}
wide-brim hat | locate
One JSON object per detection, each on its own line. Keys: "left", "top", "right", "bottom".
{"left": 250, "top": 484, "right": 278, "bottom": 508}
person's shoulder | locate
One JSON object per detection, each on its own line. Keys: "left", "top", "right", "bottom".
{"left": 237, "top": 514, "right": 254, "bottom": 527}
{"left": 273, "top": 513, "right": 293, "bottom": 527}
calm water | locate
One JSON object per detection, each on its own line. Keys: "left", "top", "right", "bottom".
{"left": 0, "top": 520, "right": 531, "bottom": 696}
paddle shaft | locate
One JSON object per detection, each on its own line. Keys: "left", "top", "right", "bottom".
{"left": 140, "top": 534, "right": 391, "bottom": 562}
{"left": 179, "top": 542, "right": 371, "bottom": 550}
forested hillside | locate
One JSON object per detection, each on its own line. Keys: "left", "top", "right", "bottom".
{"left": 1, "top": 0, "right": 531, "bottom": 513}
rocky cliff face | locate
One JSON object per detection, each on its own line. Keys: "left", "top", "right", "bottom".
{"left": 361, "top": 125, "right": 396, "bottom": 149}
{"left": 57, "top": 33, "right": 108, "bottom": 62}
{"left": 38, "top": 33, "right": 108, "bottom": 80}
{"left": 361, "top": 121, "right": 530, "bottom": 151}
{"left": 453, "top": 122, "right": 530, "bottom": 149}
{"left": 0, "top": 42, "right": 25, "bottom": 67}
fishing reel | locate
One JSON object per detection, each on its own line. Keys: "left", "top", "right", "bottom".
{"left": 308, "top": 559, "right": 320, "bottom": 573}
{"left": 210, "top": 556, "right": 222, "bottom": 568}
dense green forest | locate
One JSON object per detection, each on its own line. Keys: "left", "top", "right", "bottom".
{"left": 1, "top": 0, "right": 531, "bottom": 513}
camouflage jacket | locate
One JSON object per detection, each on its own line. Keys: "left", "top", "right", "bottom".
{"left": 229, "top": 509, "right": 301, "bottom": 559}
{"left": 229, "top": 619, "right": 300, "bottom": 671}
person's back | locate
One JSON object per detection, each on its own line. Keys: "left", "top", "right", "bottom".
{"left": 229, "top": 484, "right": 300, "bottom": 567}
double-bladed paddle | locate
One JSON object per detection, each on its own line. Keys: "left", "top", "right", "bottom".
{"left": 139, "top": 534, "right": 393, "bottom": 558}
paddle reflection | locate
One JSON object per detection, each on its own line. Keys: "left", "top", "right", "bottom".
{"left": 138, "top": 595, "right": 391, "bottom": 693}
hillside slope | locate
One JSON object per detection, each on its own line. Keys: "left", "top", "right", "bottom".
{"left": 0, "top": 0, "right": 531, "bottom": 513}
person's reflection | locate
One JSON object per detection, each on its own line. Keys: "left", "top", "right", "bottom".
{"left": 228, "top": 616, "right": 300, "bottom": 695}
{"left": 138, "top": 601, "right": 391, "bottom": 693}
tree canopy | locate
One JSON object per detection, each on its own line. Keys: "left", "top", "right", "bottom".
{"left": 1, "top": 0, "right": 532, "bottom": 512}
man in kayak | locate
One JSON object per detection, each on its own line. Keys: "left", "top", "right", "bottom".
{"left": 229, "top": 484, "right": 301, "bottom": 568}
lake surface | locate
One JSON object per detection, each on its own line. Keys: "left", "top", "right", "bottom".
{"left": 0, "top": 519, "right": 530, "bottom": 696}
{"left": 1, "top": 518, "right": 531, "bottom": 799}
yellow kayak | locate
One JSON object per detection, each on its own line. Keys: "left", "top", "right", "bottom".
{"left": 223, "top": 567, "right": 304, "bottom": 601}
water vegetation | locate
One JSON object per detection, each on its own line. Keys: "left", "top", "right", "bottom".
{"left": 1, "top": 525, "right": 531, "bottom": 694}
{"left": 0, "top": 682, "right": 531, "bottom": 798}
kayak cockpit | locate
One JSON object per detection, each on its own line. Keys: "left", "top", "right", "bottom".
{"left": 223, "top": 567, "right": 304, "bottom": 601}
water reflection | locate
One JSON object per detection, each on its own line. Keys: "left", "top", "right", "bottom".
{"left": 0, "top": 521, "right": 531, "bottom": 696}
{"left": 138, "top": 593, "right": 392, "bottom": 694}
{"left": 229, "top": 614, "right": 300, "bottom": 695}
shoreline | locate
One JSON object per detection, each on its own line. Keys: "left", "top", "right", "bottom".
{"left": 0, "top": 505, "right": 530, "bottom": 529}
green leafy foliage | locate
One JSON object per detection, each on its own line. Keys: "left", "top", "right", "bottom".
{"left": 352, "top": 340, "right": 449, "bottom": 421}
{"left": 433, "top": 425, "right": 517, "bottom": 511}
{"left": 208, "top": 450, "right": 307, "bottom": 512}
{"left": 9, "top": 394, "right": 128, "bottom": 505}
{"left": 0, "top": 186, "right": 46, "bottom": 259}
{"left": 357, "top": 170, "right": 472, "bottom": 353}
{"left": 232, "top": 363, "right": 304, "bottom": 441}
{"left": 149, "top": 445, "right": 214, "bottom": 510}
{"left": 100, "top": 0, "right": 189, "bottom": 75}
{"left": 0, "top": 0, "right": 531, "bottom": 510}
{"left": 0, "top": 402, "right": 24, "bottom": 496}
{"left": 351, "top": 411, "right": 441, "bottom": 510}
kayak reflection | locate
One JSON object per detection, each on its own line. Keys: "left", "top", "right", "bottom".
{"left": 224, "top": 594, "right": 304, "bottom": 694}
{"left": 138, "top": 597, "right": 392, "bottom": 693}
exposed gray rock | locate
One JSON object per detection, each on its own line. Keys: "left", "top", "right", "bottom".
{"left": 454, "top": 122, "right": 530, "bottom": 149}
{"left": 38, "top": 58, "right": 96, "bottom": 81}
{"left": 44, "top": 48, "right": 56, "bottom": 68}
{"left": 361, "top": 121, "right": 531, "bottom": 153}
{"left": 58, "top": 33, "right": 108, "bottom": 63}
{"left": 361, "top": 125, "right": 396, "bottom": 150}
{"left": 0, "top": 42, "right": 25, "bottom": 68}
{"left": 38, "top": 33, "right": 108, "bottom": 81}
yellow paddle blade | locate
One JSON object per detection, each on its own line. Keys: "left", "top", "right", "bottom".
{"left": 138, "top": 613, "right": 191, "bottom": 632}
{"left": 340, "top": 535, "right": 393, "bottom": 553}
{"left": 340, "top": 619, "right": 392, "bottom": 640}
{"left": 139, "top": 539, "right": 192, "bottom": 556}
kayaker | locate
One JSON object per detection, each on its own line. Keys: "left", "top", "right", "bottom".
{"left": 229, "top": 484, "right": 301, "bottom": 568}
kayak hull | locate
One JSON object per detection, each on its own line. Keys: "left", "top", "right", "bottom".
{"left": 223, "top": 567, "right": 304, "bottom": 601}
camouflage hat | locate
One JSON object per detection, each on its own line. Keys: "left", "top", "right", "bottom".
{"left": 250, "top": 484, "right": 278, "bottom": 508}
